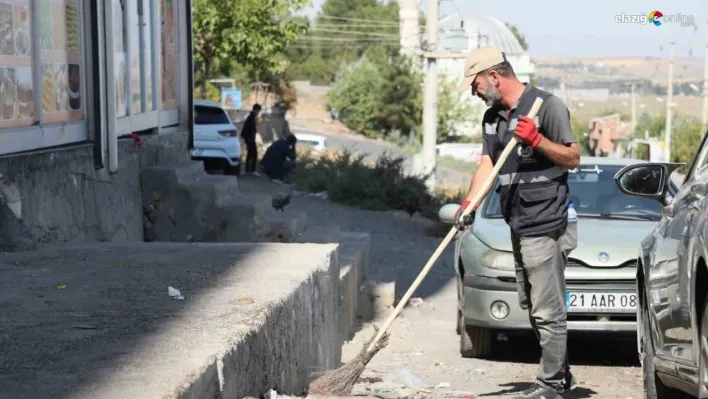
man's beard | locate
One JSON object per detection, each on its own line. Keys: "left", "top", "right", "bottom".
{"left": 479, "top": 85, "right": 502, "bottom": 107}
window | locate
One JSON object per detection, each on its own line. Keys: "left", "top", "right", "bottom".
{"left": 160, "top": 0, "right": 176, "bottom": 110}
{"left": 194, "top": 105, "right": 229, "bottom": 125}
{"left": 0, "top": 0, "right": 85, "bottom": 126}
{"left": 0, "top": 0, "right": 87, "bottom": 155}
{"left": 39, "top": 0, "right": 84, "bottom": 123}
{"left": 0, "top": 1, "right": 35, "bottom": 129}
{"left": 484, "top": 164, "right": 665, "bottom": 221}
{"left": 109, "top": 0, "right": 179, "bottom": 134}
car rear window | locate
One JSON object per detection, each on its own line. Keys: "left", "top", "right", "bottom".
{"left": 195, "top": 105, "right": 230, "bottom": 125}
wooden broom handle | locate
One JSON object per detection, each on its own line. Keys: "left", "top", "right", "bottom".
{"left": 367, "top": 97, "right": 545, "bottom": 352}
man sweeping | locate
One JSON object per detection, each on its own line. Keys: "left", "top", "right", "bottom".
{"left": 454, "top": 46, "right": 580, "bottom": 399}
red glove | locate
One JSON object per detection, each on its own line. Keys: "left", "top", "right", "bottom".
{"left": 514, "top": 116, "right": 542, "bottom": 148}
{"left": 454, "top": 200, "right": 477, "bottom": 228}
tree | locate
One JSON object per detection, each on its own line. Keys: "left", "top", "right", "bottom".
{"left": 632, "top": 113, "right": 705, "bottom": 170}
{"left": 285, "top": 0, "right": 400, "bottom": 84}
{"left": 505, "top": 22, "right": 528, "bottom": 51}
{"left": 437, "top": 76, "right": 481, "bottom": 143}
{"left": 327, "top": 49, "right": 423, "bottom": 139}
{"left": 192, "top": 0, "right": 309, "bottom": 98}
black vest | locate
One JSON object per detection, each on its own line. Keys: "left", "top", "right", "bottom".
{"left": 485, "top": 86, "right": 569, "bottom": 237}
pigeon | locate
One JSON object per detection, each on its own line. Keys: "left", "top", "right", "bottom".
{"left": 272, "top": 191, "right": 292, "bottom": 212}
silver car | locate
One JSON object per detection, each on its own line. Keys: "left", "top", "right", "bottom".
{"left": 439, "top": 156, "right": 678, "bottom": 359}
{"left": 614, "top": 130, "right": 708, "bottom": 398}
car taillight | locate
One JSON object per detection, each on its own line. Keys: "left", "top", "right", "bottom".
{"left": 218, "top": 129, "right": 238, "bottom": 137}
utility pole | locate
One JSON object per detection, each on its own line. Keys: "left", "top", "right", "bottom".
{"left": 421, "top": 0, "right": 439, "bottom": 191}
{"left": 630, "top": 83, "right": 637, "bottom": 133}
{"left": 397, "top": 0, "right": 420, "bottom": 66}
{"left": 665, "top": 41, "right": 675, "bottom": 162}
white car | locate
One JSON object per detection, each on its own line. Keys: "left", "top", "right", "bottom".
{"left": 191, "top": 99, "right": 241, "bottom": 175}
{"left": 294, "top": 132, "right": 327, "bottom": 153}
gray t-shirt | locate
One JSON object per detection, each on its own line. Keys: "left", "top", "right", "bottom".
{"left": 481, "top": 94, "right": 576, "bottom": 156}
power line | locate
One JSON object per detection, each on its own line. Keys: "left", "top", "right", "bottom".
{"left": 314, "top": 23, "right": 400, "bottom": 29}
{"left": 315, "top": 15, "right": 398, "bottom": 26}
{"left": 307, "top": 27, "right": 399, "bottom": 38}
{"left": 295, "top": 36, "right": 398, "bottom": 42}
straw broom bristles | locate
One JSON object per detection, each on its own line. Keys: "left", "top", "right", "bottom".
{"left": 308, "top": 325, "right": 391, "bottom": 396}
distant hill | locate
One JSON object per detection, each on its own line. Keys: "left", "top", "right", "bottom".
{"left": 533, "top": 56, "right": 704, "bottom": 87}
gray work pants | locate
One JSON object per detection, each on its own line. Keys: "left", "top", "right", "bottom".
{"left": 510, "top": 228, "right": 571, "bottom": 392}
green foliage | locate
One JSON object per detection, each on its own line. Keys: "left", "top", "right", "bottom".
{"left": 631, "top": 113, "right": 706, "bottom": 170}
{"left": 633, "top": 112, "right": 665, "bottom": 138}
{"left": 668, "top": 116, "right": 705, "bottom": 166}
{"left": 570, "top": 116, "right": 590, "bottom": 155}
{"left": 287, "top": 149, "right": 430, "bottom": 213}
{"left": 327, "top": 50, "right": 480, "bottom": 145}
{"left": 192, "top": 0, "right": 309, "bottom": 96}
{"left": 437, "top": 76, "right": 482, "bottom": 143}
{"left": 599, "top": 108, "right": 631, "bottom": 121}
{"left": 285, "top": 0, "right": 400, "bottom": 84}
{"left": 327, "top": 50, "right": 423, "bottom": 140}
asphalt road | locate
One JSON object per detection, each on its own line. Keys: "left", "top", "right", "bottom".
{"left": 293, "top": 128, "right": 474, "bottom": 189}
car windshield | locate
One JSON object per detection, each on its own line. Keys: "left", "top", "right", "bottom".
{"left": 195, "top": 105, "right": 230, "bottom": 125}
{"left": 484, "top": 164, "right": 665, "bottom": 221}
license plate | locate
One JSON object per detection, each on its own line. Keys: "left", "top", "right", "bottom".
{"left": 566, "top": 292, "right": 637, "bottom": 313}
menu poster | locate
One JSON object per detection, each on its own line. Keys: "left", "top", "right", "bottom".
{"left": 0, "top": 1, "right": 34, "bottom": 128}
{"left": 16, "top": 66, "right": 32, "bottom": 118}
{"left": 161, "top": 0, "right": 177, "bottom": 109}
{"left": 0, "top": 67, "right": 16, "bottom": 120}
{"left": 38, "top": 0, "right": 82, "bottom": 123}
{"left": 0, "top": 3, "right": 12, "bottom": 56}
{"left": 114, "top": 56, "right": 126, "bottom": 117}
{"left": 14, "top": 4, "right": 30, "bottom": 56}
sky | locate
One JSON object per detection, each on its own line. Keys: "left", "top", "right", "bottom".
{"left": 299, "top": 0, "right": 708, "bottom": 60}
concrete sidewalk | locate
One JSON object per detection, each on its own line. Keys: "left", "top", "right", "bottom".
{"left": 0, "top": 242, "right": 343, "bottom": 399}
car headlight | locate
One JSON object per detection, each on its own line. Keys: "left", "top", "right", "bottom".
{"left": 480, "top": 249, "right": 516, "bottom": 271}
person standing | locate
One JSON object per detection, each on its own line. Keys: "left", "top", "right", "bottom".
{"left": 241, "top": 103, "right": 262, "bottom": 175}
{"left": 454, "top": 47, "right": 580, "bottom": 399}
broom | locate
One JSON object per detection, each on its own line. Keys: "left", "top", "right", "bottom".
{"left": 308, "top": 97, "right": 545, "bottom": 396}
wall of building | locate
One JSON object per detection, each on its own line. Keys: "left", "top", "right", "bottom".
{"left": 0, "top": 131, "right": 189, "bottom": 245}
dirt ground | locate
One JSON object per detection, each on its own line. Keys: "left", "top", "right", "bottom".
{"left": 238, "top": 175, "right": 644, "bottom": 399}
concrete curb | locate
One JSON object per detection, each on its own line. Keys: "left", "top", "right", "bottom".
{"left": 0, "top": 243, "right": 345, "bottom": 399}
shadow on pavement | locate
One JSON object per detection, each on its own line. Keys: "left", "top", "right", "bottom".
{"left": 488, "top": 331, "right": 639, "bottom": 367}
{"left": 477, "top": 381, "right": 598, "bottom": 398}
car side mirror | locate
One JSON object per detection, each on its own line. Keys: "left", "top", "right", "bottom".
{"left": 613, "top": 162, "right": 684, "bottom": 201}
{"left": 438, "top": 203, "right": 460, "bottom": 225}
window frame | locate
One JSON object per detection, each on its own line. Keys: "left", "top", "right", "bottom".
{"left": 106, "top": 0, "right": 179, "bottom": 137}
{"left": 0, "top": 0, "right": 92, "bottom": 156}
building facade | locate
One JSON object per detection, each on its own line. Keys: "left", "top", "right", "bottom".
{"left": 586, "top": 113, "right": 631, "bottom": 157}
{"left": 0, "top": 0, "right": 194, "bottom": 245}
{"left": 435, "top": 13, "right": 535, "bottom": 138}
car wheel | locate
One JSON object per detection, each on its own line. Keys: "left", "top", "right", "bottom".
{"left": 640, "top": 296, "right": 683, "bottom": 399}
{"left": 203, "top": 159, "right": 221, "bottom": 173}
{"left": 459, "top": 309, "right": 492, "bottom": 358}
{"left": 224, "top": 164, "right": 241, "bottom": 176}
{"left": 698, "top": 296, "right": 708, "bottom": 398}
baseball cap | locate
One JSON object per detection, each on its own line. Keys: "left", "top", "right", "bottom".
{"left": 457, "top": 46, "right": 507, "bottom": 91}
